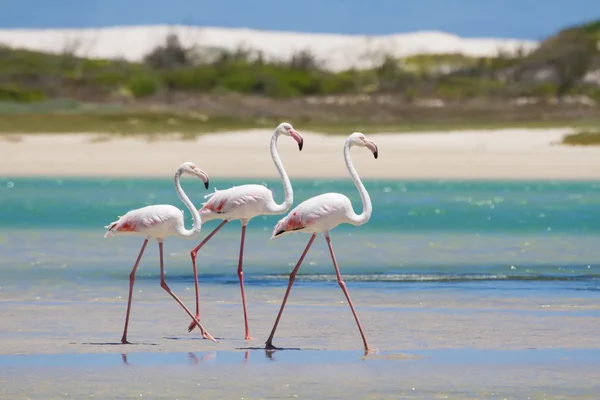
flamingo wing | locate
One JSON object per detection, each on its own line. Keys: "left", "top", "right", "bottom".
{"left": 104, "top": 205, "right": 178, "bottom": 235}
{"left": 271, "top": 193, "right": 348, "bottom": 237}
{"left": 200, "top": 184, "right": 272, "bottom": 214}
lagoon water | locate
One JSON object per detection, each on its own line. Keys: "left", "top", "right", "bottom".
{"left": 1, "top": 178, "right": 600, "bottom": 399}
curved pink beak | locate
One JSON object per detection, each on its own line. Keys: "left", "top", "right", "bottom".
{"left": 192, "top": 167, "right": 210, "bottom": 189}
{"left": 289, "top": 129, "right": 304, "bottom": 151}
{"left": 365, "top": 140, "right": 378, "bottom": 159}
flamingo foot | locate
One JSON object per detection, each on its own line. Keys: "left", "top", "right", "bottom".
{"left": 203, "top": 330, "right": 218, "bottom": 343}
{"left": 364, "top": 347, "right": 377, "bottom": 356}
{"left": 245, "top": 336, "right": 256, "bottom": 341}
{"left": 265, "top": 341, "right": 280, "bottom": 351}
{"left": 188, "top": 318, "right": 216, "bottom": 342}
{"left": 120, "top": 338, "right": 132, "bottom": 345}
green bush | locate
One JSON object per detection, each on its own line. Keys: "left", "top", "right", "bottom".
{"left": 0, "top": 86, "right": 46, "bottom": 102}
{"left": 562, "top": 130, "right": 600, "bottom": 146}
{"left": 164, "top": 67, "right": 217, "bottom": 91}
{"left": 128, "top": 75, "right": 160, "bottom": 98}
{"left": 436, "top": 76, "right": 506, "bottom": 99}
{"left": 320, "top": 71, "right": 358, "bottom": 94}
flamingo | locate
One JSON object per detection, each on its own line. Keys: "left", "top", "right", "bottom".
{"left": 104, "top": 161, "right": 217, "bottom": 344}
{"left": 187, "top": 122, "right": 304, "bottom": 340}
{"left": 264, "top": 132, "right": 378, "bottom": 354}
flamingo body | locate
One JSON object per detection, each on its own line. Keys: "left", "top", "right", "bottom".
{"left": 105, "top": 205, "right": 188, "bottom": 239}
{"left": 200, "top": 184, "right": 276, "bottom": 223}
{"left": 271, "top": 193, "right": 355, "bottom": 237}
{"left": 265, "top": 132, "right": 379, "bottom": 354}
{"left": 187, "top": 122, "right": 304, "bottom": 340}
{"left": 102, "top": 162, "right": 216, "bottom": 344}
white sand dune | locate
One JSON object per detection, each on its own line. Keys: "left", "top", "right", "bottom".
{"left": 2, "top": 128, "right": 599, "bottom": 179}
{"left": 0, "top": 25, "right": 539, "bottom": 71}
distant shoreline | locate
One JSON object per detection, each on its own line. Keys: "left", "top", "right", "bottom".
{"left": 2, "top": 128, "right": 600, "bottom": 180}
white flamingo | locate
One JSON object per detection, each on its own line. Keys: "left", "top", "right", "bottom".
{"left": 188, "top": 122, "right": 304, "bottom": 340}
{"left": 104, "top": 162, "right": 216, "bottom": 344}
{"left": 265, "top": 132, "right": 378, "bottom": 354}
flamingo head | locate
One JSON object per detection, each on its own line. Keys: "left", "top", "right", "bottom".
{"left": 348, "top": 132, "right": 378, "bottom": 159}
{"left": 179, "top": 162, "right": 210, "bottom": 189}
{"left": 277, "top": 122, "right": 304, "bottom": 151}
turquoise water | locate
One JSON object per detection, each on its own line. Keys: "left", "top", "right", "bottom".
{"left": 1, "top": 178, "right": 599, "bottom": 298}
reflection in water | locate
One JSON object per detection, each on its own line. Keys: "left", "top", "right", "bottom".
{"left": 120, "top": 350, "right": 251, "bottom": 365}
{"left": 117, "top": 349, "right": 316, "bottom": 365}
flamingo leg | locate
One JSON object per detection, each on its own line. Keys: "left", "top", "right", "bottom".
{"left": 265, "top": 234, "right": 316, "bottom": 350}
{"left": 158, "top": 240, "right": 217, "bottom": 343}
{"left": 238, "top": 223, "right": 253, "bottom": 340}
{"left": 325, "top": 234, "right": 373, "bottom": 354}
{"left": 188, "top": 220, "right": 228, "bottom": 334}
{"left": 120, "top": 239, "right": 148, "bottom": 344}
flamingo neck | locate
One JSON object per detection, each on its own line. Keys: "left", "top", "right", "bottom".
{"left": 268, "top": 130, "right": 293, "bottom": 214}
{"left": 174, "top": 169, "right": 202, "bottom": 238}
{"left": 344, "top": 141, "right": 372, "bottom": 226}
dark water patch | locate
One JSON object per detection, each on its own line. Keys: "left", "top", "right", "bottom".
{"left": 127, "top": 270, "right": 600, "bottom": 285}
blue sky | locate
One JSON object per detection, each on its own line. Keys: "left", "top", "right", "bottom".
{"left": 2, "top": 0, "right": 598, "bottom": 39}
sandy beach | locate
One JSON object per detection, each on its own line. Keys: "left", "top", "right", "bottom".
{"left": 2, "top": 127, "right": 600, "bottom": 179}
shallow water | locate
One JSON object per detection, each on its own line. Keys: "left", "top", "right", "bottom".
{"left": 1, "top": 177, "right": 600, "bottom": 398}
{"left": 2, "top": 348, "right": 600, "bottom": 399}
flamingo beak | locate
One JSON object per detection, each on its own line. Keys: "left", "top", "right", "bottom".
{"left": 366, "top": 140, "right": 378, "bottom": 159}
{"left": 194, "top": 168, "right": 210, "bottom": 189}
{"left": 290, "top": 129, "right": 304, "bottom": 151}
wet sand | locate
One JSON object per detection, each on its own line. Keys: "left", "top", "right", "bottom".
{"left": 2, "top": 128, "right": 600, "bottom": 179}
{"left": 2, "top": 285, "right": 600, "bottom": 399}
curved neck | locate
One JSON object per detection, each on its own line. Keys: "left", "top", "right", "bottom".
{"left": 174, "top": 170, "right": 202, "bottom": 237}
{"left": 345, "top": 142, "right": 372, "bottom": 226}
{"left": 267, "top": 131, "right": 294, "bottom": 214}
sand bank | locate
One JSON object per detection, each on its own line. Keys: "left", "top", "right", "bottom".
{"left": 2, "top": 288, "right": 600, "bottom": 399}
{"left": 2, "top": 285, "right": 600, "bottom": 357}
{"left": 2, "top": 128, "right": 600, "bottom": 179}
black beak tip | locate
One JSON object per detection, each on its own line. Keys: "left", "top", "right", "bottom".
{"left": 373, "top": 150, "right": 378, "bottom": 159}
{"left": 298, "top": 140, "right": 304, "bottom": 151}
{"left": 204, "top": 181, "right": 209, "bottom": 190}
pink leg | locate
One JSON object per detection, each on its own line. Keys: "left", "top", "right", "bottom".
{"left": 265, "top": 234, "right": 316, "bottom": 350}
{"left": 158, "top": 240, "right": 217, "bottom": 343}
{"left": 188, "top": 220, "right": 228, "bottom": 334}
{"left": 325, "top": 234, "right": 373, "bottom": 354}
{"left": 121, "top": 239, "right": 148, "bottom": 344}
{"left": 238, "top": 223, "right": 254, "bottom": 340}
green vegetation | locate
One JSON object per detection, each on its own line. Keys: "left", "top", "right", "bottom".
{"left": 562, "top": 129, "right": 600, "bottom": 146}
{"left": 0, "top": 20, "right": 598, "bottom": 134}
{"left": 0, "top": 19, "right": 598, "bottom": 102}
{"left": 401, "top": 53, "right": 479, "bottom": 73}
{"left": 0, "top": 41, "right": 361, "bottom": 100}
{"left": 0, "top": 110, "right": 599, "bottom": 135}
{"left": 521, "top": 19, "right": 600, "bottom": 98}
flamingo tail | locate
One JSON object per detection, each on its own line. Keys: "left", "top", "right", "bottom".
{"left": 103, "top": 216, "right": 122, "bottom": 238}
{"left": 203, "top": 187, "right": 219, "bottom": 201}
